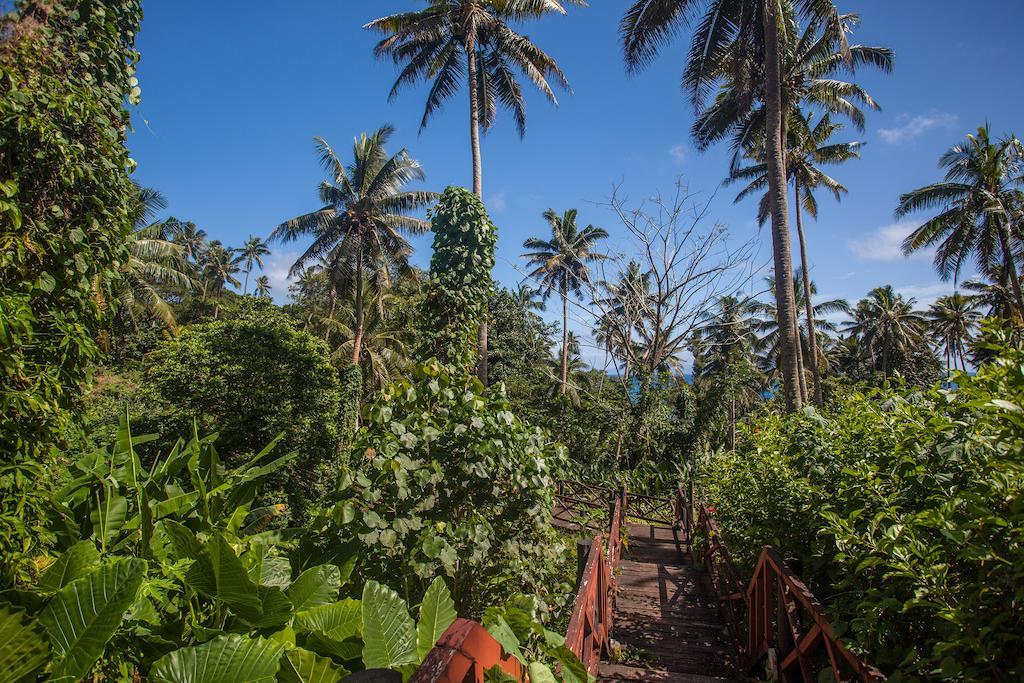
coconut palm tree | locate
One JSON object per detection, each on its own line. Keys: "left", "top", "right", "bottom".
{"left": 843, "top": 285, "right": 926, "bottom": 379}
{"left": 514, "top": 283, "right": 545, "bottom": 312}
{"left": 897, "top": 125, "right": 1024, "bottom": 317}
{"left": 366, "top": 0, "right": 581, "bottom": 199}
{"left": 928, "top": 293, "right": 981, "bottom": 372}
{"left": 541, "top": 331, "right": 588, "bottom": 405}
{"left": 963, "top": 277, "right": 1016, "bottom": 320}
{"left": 333, "top": 289, "right": 411, "bottom": 392}
{"left": 753, "top": 270, "right": 849, "bottom": 397}
{"left": 697, "top": 294, "right": 761, "bottom": 378}
{"left": 621, "top": 0, "right": 856, "bottom": 411}
{"left": 166, "top": 219, "right": 208, "bottom": 265}
{"left": 270, "top": 126, "right": 437, "bottom": 363}
{"left": 116, "top": 187, "right": 195, "bottom": 329}
{"left": 729, "top": 109, "right": 863, "bottom": 405}
{"left": 522, "top": 208, "right": 608, "bottom": 394}
{"left": 254, "top": 275, "right": 272, "bottom": 299}
{"left": 240, "top": 236, "right": 271, "bottom": 295}
{"left": 201, "top": 241, "right": 242, "bottom": 319}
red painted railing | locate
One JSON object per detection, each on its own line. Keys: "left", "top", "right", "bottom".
{"left": 687, "top": 492, "right": 885, "bottom": 682}
{"left": 410, "top": 619, "right": 524, "bottom": 683}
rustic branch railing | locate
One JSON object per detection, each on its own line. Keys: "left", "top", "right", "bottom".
{"left": 410, "top": 618, "right": 524, "bottom": 683}
{"left": 627, "top": 491, "right": 674, "bottom": 526}
{"left": 686, "top": 491, "right": 885, "bottom": 682}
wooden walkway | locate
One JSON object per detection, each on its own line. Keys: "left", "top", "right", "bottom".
{"left": 598, "top": 523, "right": 740, "bottom": 682}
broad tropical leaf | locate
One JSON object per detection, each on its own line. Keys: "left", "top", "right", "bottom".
{"left": 184, "top": 533, "right": 262, "bottom": 612}
{"left": 278, "top": 648, "right": 349, "bottom": 683}
{"left": 149, "top": 634, "right": 285, "bottom": 683}
{"left": 360, "top": 581, "right": 417, "bottom": 670}
{"left": 482, "top": 613, "right": 525, "bottom": 664}
{"left": 528, "top": 662, "right": 558, "bottom": 683}
{"left": 90, "top": 486, "right": 127, "bottom": 547}
{"left": 39, "top": 557, "right": 146, "bottom": 683}
{"left": 286, "top": 565, "right": 341, "bottom": 612}
{"left": 37, "top": 541, "right": 100, "bottom": 593}
{"left": 0, "top": 604, "right": 50, "bottom": 682}
{"left": 294, "top": 598, "right": 361, "bottom": 642}
{"left": 416, "top": 576, "right": 456, "bottom": 659}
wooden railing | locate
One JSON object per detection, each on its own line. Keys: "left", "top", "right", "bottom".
{"left": 564, "top": 487, "right": 626, "bottom": 677}
{"left": 687, "top": 492, "right": 885, "bottom": 682}
{"left": 410, "top": 619, "right": 524, "bottom": 683}
{"left": 627, "top": 490, "right": 674, "bottom": 526}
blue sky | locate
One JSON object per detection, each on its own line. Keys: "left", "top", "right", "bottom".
{"left": 129, "top": 1, "right": 1024, "bottom": 366}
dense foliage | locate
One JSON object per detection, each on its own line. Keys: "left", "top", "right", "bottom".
{"left": 700, "top": 325, "right": 1024, "bottom": 681}
{"left": 0, "top": 0, "right": 143, "bottom": 586}
{"left": 417, "top": 188, "right": 496, "bottom": 372}
{"left": 145, "top": 300, "right": 343, "bottom": 519}
{"left": 335, "top": 360, "right": 575, "bottom": 619}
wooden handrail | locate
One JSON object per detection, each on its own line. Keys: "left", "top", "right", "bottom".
{"left": 564, "top": 533, "right": 610, "bottom": 677}
{"left": 410, "top": 619, "right": 524, "bottom": 683}
{"left": 683, "top": 487, "right": 885, "bottom": 682}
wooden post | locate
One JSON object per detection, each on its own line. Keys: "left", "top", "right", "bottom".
{"left": 576, "top": 539, "right": 592, "bottom": 590}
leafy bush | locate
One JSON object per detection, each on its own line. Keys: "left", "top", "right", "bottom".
{"left": 0, "top": 0, "right": 142, "bottom": 586}
{"left": 417, "top": 187, "right": 497, "bottom": 372}
{"left": 145, "top": 300, "right": 342, "bottom": 518}
{"left": 701, "top": 325, "right": 1024, "bottom": 681}
{"left": 335, "top": 360, "right": 575, "bottom": 618}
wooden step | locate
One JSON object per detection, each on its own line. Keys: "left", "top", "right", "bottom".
{"left": 598, "top": 663, "right": 741, "bottom": 682}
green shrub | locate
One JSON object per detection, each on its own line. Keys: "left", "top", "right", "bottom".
{"left": 701, "top": 325, "right": 1024, "bottom": 681}
{"left": 0, "top": 0, "right": 143, "bottom": 587}
{"left": 335, "top": 360, "right": 575, "bottom": 618}
{"left": 145, "top": 299, "right": 342, "bottom": 518}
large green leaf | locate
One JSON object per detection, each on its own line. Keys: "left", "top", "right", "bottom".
{"left": 185, "top": 533, "right": 261, "bottom": 612}
{"left": 90, "top": 485, "right": 127, "bottom": 547}
{"left": 294, "top": 599, "right": 361, "bottom": 642}
{"left": 286, "top": 565, "right": 341, "bottom": 612}
{"left": 278, "top": 647, "right": 349, "bottom": 683}
{"left": 37, "top": 541, "right": 100, "bottom": 593}
{"left": 416, "top": 576, "right": 457, "bottom": 659}
{"left": 482, "top": 613, "right": 525, "bottom": 665}
{"left": 243, "top": 543, "right": 292, "bottom": 588}
{"left": 360, "top": 581, "right": 417, "bottom": 670}
{"left": 39, "top": 557, "right": 146, "bottom": 683}
{"left": 149, "top": 634, "right": 284, "bottom": 683}
{"left": 0, "top": 604, "right": 50, "bottom": 682}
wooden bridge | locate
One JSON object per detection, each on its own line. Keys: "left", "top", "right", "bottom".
{"left": 411, "top": 480, "right": 884, "bottom": 683}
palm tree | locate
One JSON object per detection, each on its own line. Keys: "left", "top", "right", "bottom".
{"left": 963, "top": 277, "right": 1016, "bottom": 320}
{"left": 897, "top": 125, "right": 1024, "bottom": 318}
{"left": 729, "top": 109, "right": 863, "bottom": 405}
{"left": 166, "top": 219, "right": 208, "bottom": 265}
{"left": 928, "top": 293, "right": 981, "bottom": 372}
{"left": 366, "top": 0, "right": 581, "bottom": 199}
{"left": 843, "top": 285, "right": 926, "bottom": 378}
{"left": 333, "top": 289, "right": 411, "bottom": 392}
{"left": 201, "top": 241, "right": 242, "bottom": 319}
{"left": 522, "top": 209, "right": 608, "bottom": 394}
{"left": 542, "top": 331, "right": 588, "bottom": 405}
{"left": 514, "top": 283, "right": 545, "bottom": 312}
{"left": 240, "top": 236, "right": 271, "bottom": 295}
{"left": 254, "top": 275, "right": 272, "bottom": 299}
{"left": 270, "top": 126, "right": 437, "bottom": 363}
{"left": 117, "top": 187, "right": 195, "bottom": 329}
{"left": 753, "top": 270, "right": 849, "bottom": 397}
{"left": 620, "top": 0, "right": 855, "bottom": 411}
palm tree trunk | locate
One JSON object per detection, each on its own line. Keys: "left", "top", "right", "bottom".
{"left": 243, "top": 261, "right": 251, "bottom": 296}
{"left": 794, "top": 179, "right": 823, "bottom": 407}
{"left": 998, "top": 223, "right": 1024, "bottom": 319}
{"left": 352, "top": 248, "right": 365, "bottom": 365}
{"left": 795, "top": 328, "right": 807, "bottom": 402}
{"left": 763, "top": 0, "right": 802, "bottom": 412}
{"left": 727, "top": 399, "right": 736, "bottom": 451}
{"left": 467, "top": 37, "right": 489, "bottom": 384}
{"left": 560, "top": 273, "right": 569, "bottom": 395}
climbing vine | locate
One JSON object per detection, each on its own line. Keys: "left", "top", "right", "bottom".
{"left": 0, "top": 0, "right": 143, "bottom": 585}
{"left": 417, "top": 187, "right": 496, "bottom": 373}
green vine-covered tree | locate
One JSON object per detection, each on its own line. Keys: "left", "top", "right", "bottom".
{"left": 0, "top": 0, "right": 143, "bottom": 586}
{"left": 417, "top": 187, "right": 497, "bottom": 373}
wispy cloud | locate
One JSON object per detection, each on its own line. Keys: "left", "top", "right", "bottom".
{"left": 260, "top": 249, "right": 300, "bottom": 303}
{"left": 847, "top": 222, "right": 930, "bottom": 261}
{"left": 896, "top": 282, "right": 956, "bottom": 308}
{"left": 488, "top": 191, "right": 507, "bottom": 213}
{"left": 837, "top": 271, "right": 858, "bottom": 280}
{"left": 878, "top": 111, "right": 958, "bottom": 145}
{"left": 669, "top": 144, "right": 687, "bottom": 165}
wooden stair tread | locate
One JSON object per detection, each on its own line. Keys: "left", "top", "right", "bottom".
{"left": 598, "top": 663, "right": 741, "bottom": 682}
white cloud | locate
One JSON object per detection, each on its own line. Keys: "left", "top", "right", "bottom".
{"left": 896, "top": 282, "right": 956, "bottom": 308}
{"left": 878, "top": 112, "right": 958, "bottom": 145}
{"left": 669, "top": 144, "right": 687, "bottom": 165}
{"left": 260, "top": 249, "right": 300, "bottom": 303}
{"left": 488, "top": 191, "right": 507, "bottom": 213}
{"left": 847, "top": 222, "right": 930, "bottom": 261}
{"left": 837, "top": 271, "right": 858, "bottom": 280}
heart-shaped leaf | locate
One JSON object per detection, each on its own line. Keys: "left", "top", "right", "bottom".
{"left": 416, "top": 576, "right": 456, "bottom": 659}
{"left": 149, "top": 634, "right": 284, "bottom": 683}
{"left": 286, "top": 565, "right": 341, "bottom": 612}
{"left": 361, "top": 581, "right": 417, "bottom": 670}
{"left": 278, "top": 647, "right": 349, "bottom": 683}
{"left": 37, "top": 541, "right": 100, "bottom": 593}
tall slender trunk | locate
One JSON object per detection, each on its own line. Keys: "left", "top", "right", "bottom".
{"left": 794, "top": 327, "right": 807, "bottom": 402}
{"left": 352, "top": 247, "right": 364, "bottom": 365}
{"left": 727, "top": 399, "right": 736, "bottom": 451}
{"left": 467, "top": 35, "right": 490, "bottom": 384}
{"left": 794, "top": 178, "right": 823, "bottom": 407}
{"left": 560, "top": 273, "right": 569, "bottom": 394}
{"left": 763, "top": 0, "right": 802, "bottom": 412}
{"left": 324, "top": 284, "right": 337, "bottom": 344}
{"left": 998, "top": 222, "right": 1024, "bottom": 318}
{"left": 243, "top": 262, "right": 251, "bottom": 296}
